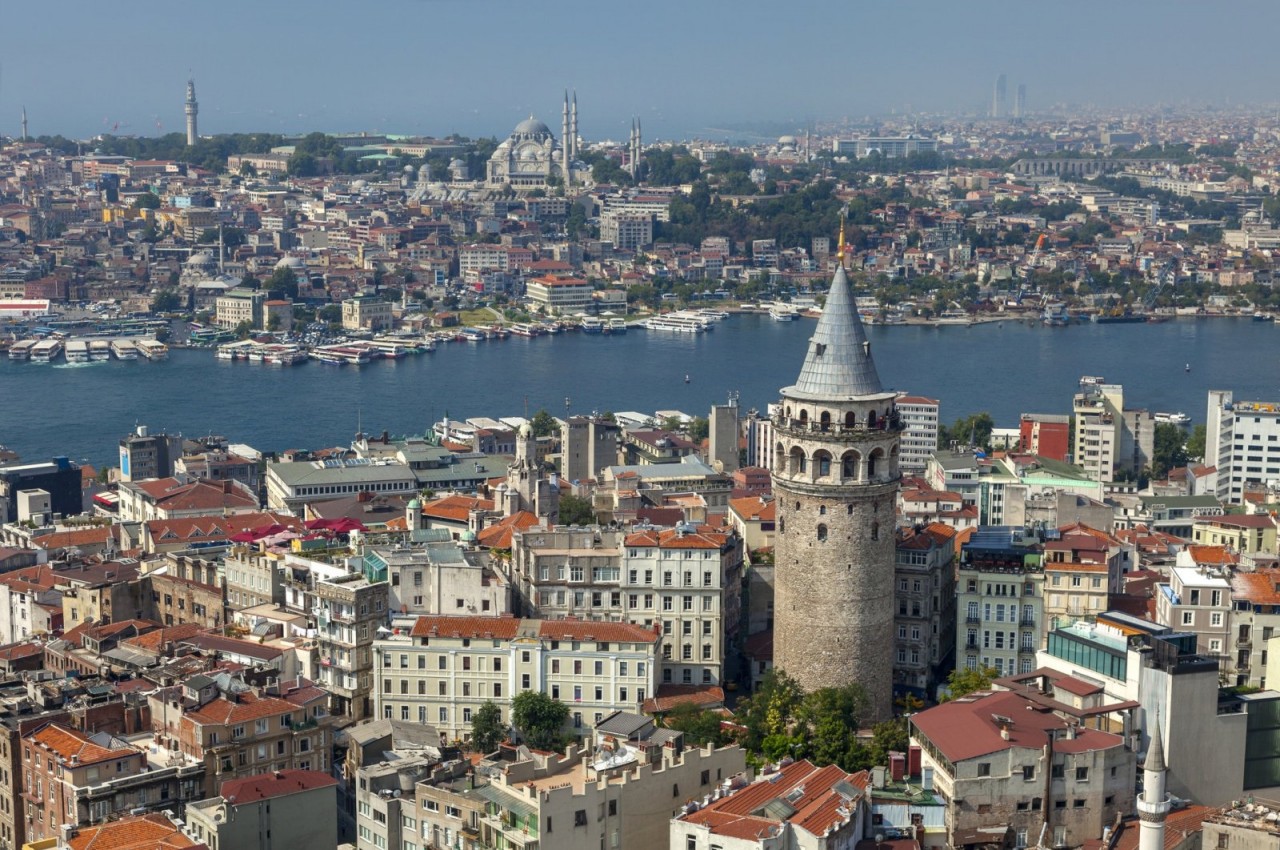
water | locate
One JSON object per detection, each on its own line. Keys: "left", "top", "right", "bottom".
{"left": 1, "top": 316, "right": 1276, "bottom": 468}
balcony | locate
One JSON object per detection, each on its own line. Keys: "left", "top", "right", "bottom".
{"left": 1021, "top": 617, "right": 1037, "bottom": 627}
{"left": 966, "top": 616, "right": 981, "bottom": 624}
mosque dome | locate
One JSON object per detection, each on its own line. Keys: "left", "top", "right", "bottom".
{"left": 514, "top": 116, "right": 551, "bottom": 137}
{"left": 778, "top": 135, "right": 799, "bottom": 148}
{"left": 275, "top": 255, "right": 306, "bottom": 270}
{"left": 186, "top": 251, "right": 215, "bottom": 267}
{"left": 407, "top": 498, "right": 421, "bottom": 510}
{"left": 449, "top": 158, "right": 466, "bottom": 168}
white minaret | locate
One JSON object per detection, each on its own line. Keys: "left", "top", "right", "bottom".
{"left": 1137, "top": 716, "right": 1171, "bottom": 850}
{"left": 570, "top": 90, "right": 578, "bottom": 159}
{"left": 21, "top": 106, "right": 28, "bottom": 142}
{"left": 562, "top": 90, "right": 571, "bottom": 183}
{"left": 185, "top": 78, "right": 199, "bottom": 146}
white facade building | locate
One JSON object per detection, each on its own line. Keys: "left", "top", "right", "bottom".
{"left": 897, "top": 395, "right": 940, "bottom": 473}
{"left": 1207, "top": 390, "right": 1280, "bottom": 504}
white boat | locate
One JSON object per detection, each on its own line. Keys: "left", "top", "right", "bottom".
{"left": 698, "top": 309, "right": 730, "bottom": 321}
{"left": 606, "top": 318, "right": 628, "bottom": 334}
{"left": 936, "top": 310, "right": 974, "bottom": 326}
{"left": 8, "top": 340, "right": 36, "bottom": 360}
{"left": 30, "top": 339, "right": 64, "bottom": 363}
{"left": 1154, "top": 412, "right": 1192, "bottom": 427}
{"left": 769, "top": 304, "right": 800, "bottom": 322}
{"left": 135, "top": 339, "right": 169, "bottom": 360}
{"left": 89, "top": 340, "right": 111, "bottom": 361}
{"left": 580, "top": 316, "right": 605, "bottom": 334}
{"left": 110, "top": 339, "right": 138, "bottom": 360}
{"left": 644, "top": 315, "right": 706, "bottom": 333}
{"left": 64, "top": 339, "right": 91, "bottom": 363}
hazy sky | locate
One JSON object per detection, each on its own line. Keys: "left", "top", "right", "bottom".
{"left": 5, "top": 1, "right": 1279, "bottom": 142}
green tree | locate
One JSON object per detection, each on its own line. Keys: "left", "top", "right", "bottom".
{"left": 687, "top": 416, "right": 710, "bottom": 444}
{"left": 470, "top": 700, "right": 506, "bottom": 754}
{"left": 661, "top": 415, "right": 684, "bottom": 433}
{"left": 265, "top": 266, "right": 299, "bottom": 300}
{"left": 132, "top": 193, "right": 161, "bottom": 210}
{"left": 1150, "top": 423, "right": 1190, "bottom": 478}
{"left": 869, "top": 718, "right": 910, "bottom": 765}
{"left": 739, "top": 670, "right": 804, "bottom": 754}
{"left": 529, "top": 409, "right": 559, "bottom": 438}
{"left": 664, "top": 702, "right": 726, "bottom": 746}
{"left": 234, "top": 320, "right": 253, "bottom": 340}
{"left": 150, "top": 289, "right": 183, "bottom": 313}
{"left": 511, "top": 690, "right": 570, "bottom": 750}
{"left": 558, "top": 494, "right": 595, "bottom": 525}
{"left": 796, "top": 685, "right": 871, "bottom": 770}
{"left": 1186, "top": 424, "right": 1207, "bottom": 462}
{"left": 938, "top": 412, "right": 995, "bottom": 452}
{"left": 318, "top": 304, "right": 343, "bottom": 323}
{"left": 940, "top": 666, "right": 999, "bottom": 701}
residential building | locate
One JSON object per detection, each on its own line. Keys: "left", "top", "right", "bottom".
{"left": 600, "top": 212, "right": 653, "bottom": 251}
{"left": 561, "top": 415, "right": 621, "bottom": 484}
{"left": 60, "top": 812, "right": 201, "bottom": 850}
{"left": 20, "top": 722, "right": 205, "bottom": 843}
{"left": 897, "top": 395, "right": 940, "bottom": 473}
{"left": 314, "top": 572, "right": 387, "bottom": 720}
{"left": 183, "top": 769, "right": 338, "bottom": 850}
{"left": 361, "top": 539, "right": 509, "bottom": 618}
{"left": 118, "top": 426, "right": 184, "bottom": 483}
{"left": 150, "top": 674, "right": 332, "bottom": 799}
{"left": 1019, "top": 413, "right": 1072, "bottom": 462}
{"left": 116, "top": 477, "right": 259, "bottom": 523}
{"left": 342, "top": 295, "right": 393, "bottom": 332}
{"left": 0, "top": 457, "right": 81, "bottom": 523}
{"left": 1042, "top": 524, "right": 1131, "bottom": 634}
{"left": 353, "top": 756, "right": 440, "bottom": 850}
{"left": 911, "top": 688, "right": 1135, "bottom": 850}
{"left": 525, "top": 275, "right": 593, "bottom": 315}
{"left": 417, "top": 716, "right": 743, "bottom": 850}
{"left": 894, "top": 523, "right": 957, "bottom": 696}
{"left": 1073, "top": 381, "right": 1154, "bottom": 483}
{"left": 224, "top": 548, "right": 285, "bottom": 611}
{"left": 671, "top": 759, "right": 870, "bottom": 850}
{"left": 955, "top": 527, "right": 1045, "bottom": 679}
{"left": 1192, "top": 514, "right": 1279, "bottom": 556}
{"left": 1155, "top": 550, "right": 1233, "bottom": 670}
{"left": 1206, "top": 391, "right": 1280, "bottom": 504}
{"left": 372, "top": 615, "right": 659, "bottom": 742}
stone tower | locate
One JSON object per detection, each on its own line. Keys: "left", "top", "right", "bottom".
{"left": 772, "top": 228, "right": 901, "bottom": 721}
{"left": 185, "top": 78, "right": 199, "bottom": 146}
{"left": 505, "top": 424, "right": 560, "bottom": 526}
{"left": 1137, "top": 716, "right": 1170, "bottom": 850}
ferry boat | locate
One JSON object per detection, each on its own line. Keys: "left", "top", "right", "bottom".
{"left": 698, "top": 309, "right": 730, "bottom": 321}
{"left": 580, "top": 316, "right": 605, "bottom": 334}
{"left": 488, "top": 324, "right": 510, "bottom": 340}
{"left": 364, "top": 339, "right": 411, "bottom": 358}
{"left": 312, "top": 344, "right": 372, "bottom": 365}
{"left": 89, "top": 339, "right": 111, "bottom": 361}
{"left": 64, "top": 339, "right": 91, "bottom": 363}
{"left": 8, "top": 340, "right": 36, "bottom": 360}
{"left": 673, "top": 310, "right": 714, "bottom": 330}
{"left": 110, "top": 339, "right": 138, "bottom": 360}
{"left": 30, "top": 339, "right": 64, "bottom": 363}
{"left": 936, "top": 310, "right": 974, "bottom": 326}
{"left": 263, "top": 346, "right": 309, "bottom": 366}
{"left": 460, "top": 328, "right": 488, "bottom": 343}
{"left": 644, "top": 314, "right": 706, "bottom": 333}
{"left": 135, "top": 339, "right": 169, "bottom": 360}
{"left": 1154, "top": 412, "right": 1192, "bottom": 427}
{"left": 768, "top": 303, "right": 800, "bottom": 322}
{"left": 509, "top": 323, "right": 540, "bottom": 338}
{"left": 606, "top": 318, "right": 628, "bottom": 334}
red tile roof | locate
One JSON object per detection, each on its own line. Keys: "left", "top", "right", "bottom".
{"left": 536, "top": 619, "right": 657, "bottom": 644}
{"left": 219, "top": 768, "right": 337, "bottom": 804}
{"left": 476, "top": 511, "right": 541, "bottom": 549}
{"left": 624, "top": 527, "right": 728, "bottom": 550}
{"left": 184, "top": 692, "right": 299, "bottom": 726}
{"left": 681, "top": 760, "right": 868, "bottom": 839}
{"left": 642, "top": 684, "right": 726, "bottom": 714}
{"left": 911, "top": 690, "right": 1124, "bottom": 762}
{"left": 29, "top": 723, "right": 136, "bottom": 766}
{"left": 67, "top": 812, "right": 200, "bottom": 850}
{"left": 1231, "top": 568, "right": 1280, "bottom": 606}
{"left": 410, "top": 616, "right": 522, "bottom": 640}
{"left": 422, "top": 494, "right": 494, "bottom": 522}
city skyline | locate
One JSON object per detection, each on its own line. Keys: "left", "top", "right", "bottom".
{"left": 5, "top": 0, "right": 1280, "bottom": 141}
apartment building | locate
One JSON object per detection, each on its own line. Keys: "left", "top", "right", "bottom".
{"left": 1073, "top": 381, "right": 1154, "bottom": 483}
{"left": 600, "top": 212, "right": 653, "bottom": 251}
{"left": 894, "top": 523, "right": 957, "bottom": 695}
{"left": 896, "top": 395, "right": 940, "bottom": 473}
{"left": 184, "top": 769, "right": 338, "bottom": 850}
{"left": 342, "top": 295, "right": 393, "bottom": 332}
{"left": 1207, "top": 391, "right": 1280, "bottom": 504}
{"left": 314, "top": 572, "right": 387, "bottom": 720}
{"left": 1042, "top": 524, "right": 1131, "bottom": 634}
{"left": 372, "top": 615, "right": 658, "bottom": 743}
{"left": 956, "top": 527, "right": 1045, "bottom": 678}
{"left": 509, "top": 526, "right": 743, "bottom": 687}
{"left": 1155, "top": 551, "right": 1232, "bottom": 671}
{"left": 524, "top": 275, "right": 594, "bottom": 315}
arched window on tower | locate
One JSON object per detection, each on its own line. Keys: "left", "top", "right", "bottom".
{"left": 799, "top": 409, "right": 809, "bottom": 427}
{"left": 779, "top": 517, "right": 785, "bottom": 534}
{"left": 814, "top": 451, "right": 831, "bottom": 478}
{"left": 789, "top": 447, "right": 806, "bottom": 475}
{"left": 845, "top": 411, "right": 856, "bottom": 429}
{"left": 866, "top": 451, "right": 877, "bottom": 479}
{"left": 867, "top": 410, "right": 878, "bottom": 429}
{"left": 819, "top": 505, "right": 827, "bottom": 516}
{"left": 819, "top": 411, "right": 831, "bottom": 432}
{"left": 774, "top": 442, "right": 785, "bottom": 474}
{"left": 841, "top": 451, "right": 859, "bottom": 480}
{"left": 871, "top": 521, "right": 880, "bottom": 541}
{"left": 817, "top": 524, "right": 828, "bottom": 542}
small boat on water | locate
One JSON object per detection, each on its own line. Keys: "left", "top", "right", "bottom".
{"left": 580, "top": 316, "right": 605, "bottom": 334}
{"left": 769, "top": 303, "right": 799, "bottom": 322}
{"left": 606, "top": 318, "right": 628, "bottom": 334}
{"left": 1154, "top": 412, "right": 1192, "bottom": 426}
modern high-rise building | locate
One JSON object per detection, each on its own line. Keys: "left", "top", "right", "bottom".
{"left": 895, "top": 395, "right": 939, "bottom": 473}
{"left": 1206, "top": 390, "right": 1280, "bottom": 503}
{"left": 992, "top": 73, "right": 1008, "bottom": 119}
{"left": 771, "top": 229, "right": 901, "bottom": 721}
{"left": 185, "top": 78, "right": 198, "bottom": 146}
{"left": 1014, "top": 83, "right": 1027, "bottom": 119}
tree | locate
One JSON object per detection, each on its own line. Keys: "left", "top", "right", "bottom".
{"left": 318, "top": 304, "right": 343, "bottom": 324}
{"left": 940, "top": 666, "right": 999, "bottom": 701}
{"left": 796, "top": 685, "right": 871, "bottom": 770}
{"left": 869, "top": 718, "right": 910, "bottom": 766}
{"left": 738, "top": 669, "right": 804, "bottom": 754}
{"left": 661, "top": 415, "right": 684, "bottom": 433}
{"left": 558, "top": 494, "right": 595, "bottom": 526}
{"left": 688, "top": 416, "right": 710, "bottom": 444}
{"left": 470, "top": 701, "right": 506, "bottom": 754}
{"left": 150, "top": 289, "right": 183, "bottom": 313}
{"left": 265, "top": 266, "right": 299, "bottom": 300}
{"left": 234, "top": 320, "right": 253, "bottom": 340}
{"left": 937, "top": 412, "right": 995, "bottom": 452}
{"left": 510, "top": 690, "right": 569, "bottom": 750}
{"left": 1150, "top": 423, "right": 1190, "bottom": 478}
{"left": 1186, "top": 424, "right": 1207, "bottom": 462}
{"left": 132, "top": 193, "right": 161, "bottom": 210}
{"left": 664, "top": 702, "right": 726, "bottom": 746}
{"left": 529, "top": 409, "right": 559, "bottom": 438}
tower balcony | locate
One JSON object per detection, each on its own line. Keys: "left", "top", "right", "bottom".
{"left": 773, "top": 412, "right": 904, "bottom": 441}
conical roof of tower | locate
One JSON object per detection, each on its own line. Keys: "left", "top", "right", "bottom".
{"left": 786, "top": 263, "right": 884, "bottom": 399}
{"left": 1144, "top": 723, "right": 1165, "bottom": 773}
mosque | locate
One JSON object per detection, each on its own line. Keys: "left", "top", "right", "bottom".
{"left": 485, "top": 91, "right": 581, "bottom": 189}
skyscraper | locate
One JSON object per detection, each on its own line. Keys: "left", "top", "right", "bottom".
{"left": 771, "top": 225, "right": 902, "bottom": 721}
{"left": 1014, "top": 83, "right": 1027, "bottom": 119}
{"left": 185, "top": 78, "right": 198, "bottom": 146}
{"left": 992, "top": 73, "right": 1007, "bottom": 119}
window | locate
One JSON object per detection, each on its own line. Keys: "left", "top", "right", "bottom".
{"left": 575, "top": 810, "right": 588, "bottom": 827}
{"left": 977, "top": 763, "right": 990, "bottom": 776}
{"left": 1022, "top": 766, "right": 1035, "bottom": 781}
{"left": 1182, "top": 611, "right": 1195, "bottom": 626}
{"left": 1051, "top": 764, "right": 1064, "bottom": 779}
{"left": 1075, "top": 766, "right": 1089, "bottom": 782}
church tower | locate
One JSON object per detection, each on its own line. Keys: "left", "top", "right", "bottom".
{"left": 506, "top": 424, "right": 560, "bottom": 526}
{"left": 1137, "top": 717, "right": 1171, "bottom": 850}
{"left": 771, "top": 224, "right": 901, "bottom": 720}
{"left": 185, "top": 78, "right": 199, "bottom": 146}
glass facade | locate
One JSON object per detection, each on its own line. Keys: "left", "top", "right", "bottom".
{"left": 1045, "top": 631, "right": 1127, "bottom": 681}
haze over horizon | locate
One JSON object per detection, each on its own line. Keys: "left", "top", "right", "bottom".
{"left": 6, "top": 0, "right": 1280, "bottom": 142}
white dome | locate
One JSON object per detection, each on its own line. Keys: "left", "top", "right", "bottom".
{"left": 275, "top": 256, "right": 306, "bottom": 269}
{"left": 514, "top": 116, "right": 551, "bottom": 137}
{"left": 186, "top": 251, "right": 215, "bottom": 266}
{"left": 778, "top": 135, "right": 798, "bottom": 146}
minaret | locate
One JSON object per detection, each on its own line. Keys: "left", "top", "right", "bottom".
{"left": 1137, "top": 717, "right": 1171, "bottom": 850}
{"left": 185, "top": 78, "right": 199, "bottom": 146}
{"left": 560, "top": 89, "right": 570, "bottom": 183}
{"left": 771, "top": 220, "right": 901, "bottom": 721}
{"left": 570, "top": 91, "right": 578, "bottom": 160}
{"left": 20, "top": 107, "right": 27, "bottom": 142}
